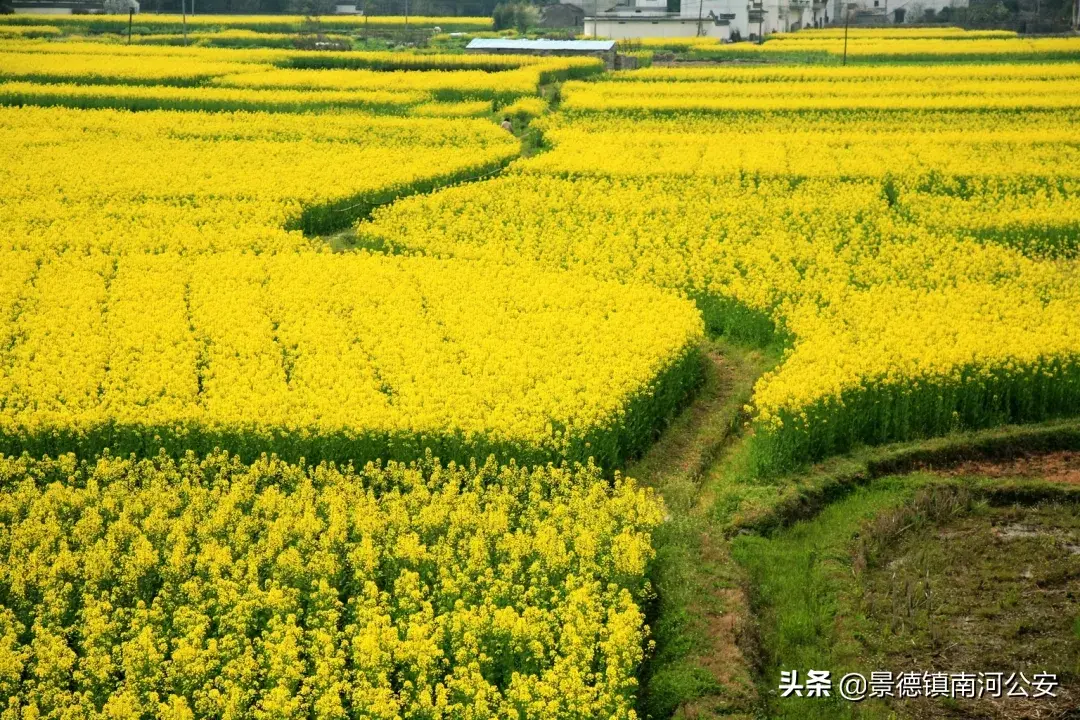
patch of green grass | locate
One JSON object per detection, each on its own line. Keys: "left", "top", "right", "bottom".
{"left": 731, "top": 476, "right": 933, "bottom": 719}
{"left": 628, "top": 337, "right": 780, "bottom": 510}
{"left": 646, "top": 394, "right": 1080, "bottom": 719}
{"left": 709, "top": 418, "right": 1080, "bottom": 536}
{"left": 324, "top": 227, "right": 391, "bottom": 253}
{"left": 629, "top": 337, "right": 781, "bottom": 720}
{"left": 639, "top": 356, "right": 1080, "bottom": 718}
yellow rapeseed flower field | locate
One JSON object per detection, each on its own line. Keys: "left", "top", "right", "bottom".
{"left": 559, "top": 75, "right": 1080, "bottom": 112}
{"left": 0, "top": 104, "right": 517, "bottom": 249}
{"left": 362, "top": 63, "right": 1080, "bottom": 470}
{"left": 0, "top": 451, "right": 662, "bottom": 719}
{"left": 0, "top": 80, "right": 429, "bottom": 114}
{"left": 688, "top": 33, "right": 1080, "bottom": 61}
{"left": 0, "top": 51, "right": 265, "bottom": 85}
{"left": 522, "top": 109, "right": 1080, "bottom": 177}
{"left": 3, "top": 33, "right": 1080, "bottom": 717}
{"left": 0, "top": 39, "right": 592, "bottom": 72}
{"left": 210, "top": 65, "right": 577, "bottom": 103}
{"left": 610, "top": 61, "right": 1080, "bottom": 83}
{"left": 0, "top": 42, "right": 707, "bottom": 717}
{"left": 0, "top": 250, "right": 703, "bottom": 467}
{"left": 0, "top": 98, "right": 703, "bottom": 468}
{"left": 0, "top": 24, "right": 61, "bottom": 37}
{"left": 0, "top": 43, "right": 602, "bottom": 98}
{"left": 778, "top": 27, "right": 1018, "bottom": 38}
{"left": 0, "top": 38, "right": 285, "bottom": 62}
{"left": 0, "top": 46, "right": 701, "bottom": 471}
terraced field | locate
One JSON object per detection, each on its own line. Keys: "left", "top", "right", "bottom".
{"left": 0, "top": 24, "right": 1078, "bottom": 720}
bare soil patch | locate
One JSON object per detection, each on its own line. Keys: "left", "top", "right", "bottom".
{"left": 858, "top": 502, "right": 1080, "bottom": 719}
{"left": 939, "top": 451, "right": 1080, "bottom": 485}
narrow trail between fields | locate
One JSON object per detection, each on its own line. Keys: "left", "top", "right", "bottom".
{"left": 631, "top": 333, "right": 1080, "bottom": 719}
{"left": 320, "top": 85, "right": 557, "bottom": 252}
{"left": 624, "top": 338, "right": 776, "bottom": 720}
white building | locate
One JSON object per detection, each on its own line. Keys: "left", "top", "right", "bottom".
{"left": 581, "top": 0, "right": 964, "bottom": 40}
{"left": 581, "top": 0, "right": 829, "bottom": 41}
{"left": 585, "top": 11, "right": 732, "bottom": 40}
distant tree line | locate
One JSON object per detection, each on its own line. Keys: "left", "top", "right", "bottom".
{"left": 906, "top": 0, "right": 1077, "bottom": 31}
{"left": 137, "top": 0, "right": 510, "bottom": 17}
{"left": 131, "top": 0, "right": 580, "bottom": 25}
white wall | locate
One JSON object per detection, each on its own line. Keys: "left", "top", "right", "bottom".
{"left": 834, "top": 0, "right": 967, "bottom": 23}
{"left": 582, "top": 0, "right": 839, "bottom": 38}
{"left": 685, "top": 0, "right": 818, "bottom": 36}
{"left": 585, "top": 17, "right": 730, "bottom": 38}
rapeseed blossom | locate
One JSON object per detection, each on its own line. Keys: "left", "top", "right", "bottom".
{"left": 0, "top": 98, "right": 702, "bottom": 468}
{"left": 0, "top": 249, "right": 702, "bottom": 468}
{"left": 0, "top": 452, "right": 663, "bottom": 719}
{"left": 0, "top": 40, "right": 698, "bottom": 718}
{"left": 363, "top": 64, "right": 1080, "bottom": 470}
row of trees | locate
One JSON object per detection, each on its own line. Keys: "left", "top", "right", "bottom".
{"left": 130, "top": 0, "right": 512, "bottom": 16}
{"left": 904, "top": 0, "right": 1078, "bottom": 32}
{"left": 94, "top": 0, "right": 561, "bottom": 29}
{"left": 972, "top": 0, "right": 1078, "bottom": 31}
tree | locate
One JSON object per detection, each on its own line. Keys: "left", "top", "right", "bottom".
{"left": 102, "top": 0, "right": 139, "bottom": 12}
{"left": 288, "top": 0, "right": 336, "bottom": 15}
{"left": 967, "top": 0, "right": 1011, "bottom": 23}
{"left": 493, "top": 2, "right": 538, "bottom": 31}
